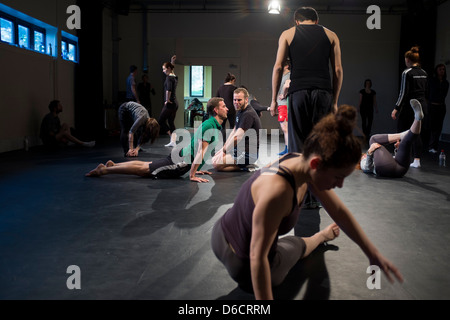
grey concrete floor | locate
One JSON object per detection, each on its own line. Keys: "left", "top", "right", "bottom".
{"left": 0, "top": 135, "right": 449, "bottom": 301}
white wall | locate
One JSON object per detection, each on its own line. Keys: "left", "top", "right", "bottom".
{"left": 0, "top": 0, "right": 78, "bottom": 153}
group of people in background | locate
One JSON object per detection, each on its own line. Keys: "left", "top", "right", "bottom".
{"left": 38, "top": 6, "right": 449, "bottom": 301}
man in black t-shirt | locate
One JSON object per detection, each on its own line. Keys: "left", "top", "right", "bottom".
{"left": 213, "top": 87, "right": 262, "bottom": 172}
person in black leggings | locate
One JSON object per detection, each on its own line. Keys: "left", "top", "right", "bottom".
{"left": 159, "top": 57, "right": 179, "bottom": 148}
{"left": 361, "top": 99, "right": 423, "bottom": 178}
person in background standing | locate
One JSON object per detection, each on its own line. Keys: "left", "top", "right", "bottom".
{"left": 358, "top": 79, "right": 378, "bottom": 143}
{"left": 270, "top": 6, "right": 343, "bottom": 209}
{"left": 391, "top": 46, "right": 428, "bottom": 168}
{"left": 126, "top": 65, "right": 140, "bottom": 103}
{"left": 427, "top": 64, "right": 449, "bottom": 154}
{"left": 216, "top": 73, "right": 238, "bottom": 141}
{"left": 158, "top": 55, "right": 179, "bottom": 148}
{"left": 138, "top": 73, "right": 156, "bottom": 117}
{"left": 277, "top": 60, "right": 291, "bottom": 156}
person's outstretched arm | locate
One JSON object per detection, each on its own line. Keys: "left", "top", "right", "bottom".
{"left": 312, "top": 185, "right": 404, "bottom": 284}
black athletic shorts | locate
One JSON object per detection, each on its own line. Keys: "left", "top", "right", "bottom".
{"left": 148, "top": 155, "right": 190, "bottom": 179}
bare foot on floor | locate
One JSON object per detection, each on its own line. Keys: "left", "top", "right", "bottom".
{"left": 86, "top": 164, "right": 106, "bottom": 177}
{"left": 322, "top": 223, "right": 340, "bottom": 242}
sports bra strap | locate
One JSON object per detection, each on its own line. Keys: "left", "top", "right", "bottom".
{"left": 267, "top": 153, "right": 300, "bottom": 209}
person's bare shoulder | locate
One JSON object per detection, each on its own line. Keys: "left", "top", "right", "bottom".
{"left": 280, "top": 26, "right": 296, "bottom": 44}
{"left": 322, "top": 26, "right": 339, "bottom": 44}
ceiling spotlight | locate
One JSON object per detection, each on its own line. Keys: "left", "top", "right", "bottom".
{"left": 268, "top": 1, "right": 281, "bottom": 14}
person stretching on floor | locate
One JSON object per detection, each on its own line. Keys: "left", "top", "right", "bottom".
{"left": 86, "top": 97, "right": 228, "bottom": 183}
{"left": 360, "top": 99, "right": 423, "bottom": 178}
{"left": 211, "top": 104, "right": 403, "bottom": 300}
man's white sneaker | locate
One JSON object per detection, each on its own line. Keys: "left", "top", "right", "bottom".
{"left": 410, "top": 160, "right": 421, "bottom": 168}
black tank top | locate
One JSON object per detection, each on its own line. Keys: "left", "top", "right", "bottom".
{"left": 288, "top": 25, "right": 332, "bottom": 93}
{"left": 221, "top": 153, "right": 303, "bottom": 260}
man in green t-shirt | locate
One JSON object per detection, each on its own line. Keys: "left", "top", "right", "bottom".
{"left": 86, "top": 98, "right": 228, "bottom": 183}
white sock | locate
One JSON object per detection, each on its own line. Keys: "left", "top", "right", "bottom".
{"left": 410, "top": 99, "right": 424, "bottom": 120}
{"left": 410, "top": 159, "right": 421, "bottom": 168}
{"left": 165, "top": 141, "right": 176, "bottom": 147}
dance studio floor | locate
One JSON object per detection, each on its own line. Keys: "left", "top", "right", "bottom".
{"left": 1, "top": 135, "right": 449, "bottom": 300}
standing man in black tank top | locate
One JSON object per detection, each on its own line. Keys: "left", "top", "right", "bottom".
{"left": 270, "top": 7, "right": 342, "bottom": 208}
{"left": 270, "top": 7, "right": 343, "bottom": 153}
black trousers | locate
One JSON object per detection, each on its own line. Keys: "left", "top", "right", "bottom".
{"left": 287, "top": 89, "right": 333, "bottom": 153}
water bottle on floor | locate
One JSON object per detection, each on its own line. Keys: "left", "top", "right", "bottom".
{"left": 439, "top": 150, "right": 446, "bottom": 167}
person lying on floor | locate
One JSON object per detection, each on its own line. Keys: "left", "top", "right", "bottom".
{"left": 86, "top": 97, "right": 228, "bottom": 183}
{"left": 360, "top": 99, "right": 423, "bottom": 178}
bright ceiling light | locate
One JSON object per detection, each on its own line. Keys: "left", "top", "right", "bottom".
{"left": 268, "top": 1, "right": 281, "bottom": 14}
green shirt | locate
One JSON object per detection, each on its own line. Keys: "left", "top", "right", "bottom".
{"left": 181, "top": 117, "right": 222, "bottom": 171}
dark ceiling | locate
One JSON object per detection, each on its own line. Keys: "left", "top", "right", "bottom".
{"left": 102, "top": 0, "right": 447, "bottom": 14}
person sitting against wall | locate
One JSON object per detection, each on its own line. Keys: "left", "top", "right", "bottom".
{"left": 40, "top": 100, "right": 95, "bottom": 149}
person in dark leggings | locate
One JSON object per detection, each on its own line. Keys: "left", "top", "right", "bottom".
{"left": 361, "top": 99, "right": 423, "bottom": 177}
{"left": 159, "top": 57, "right": 179, "bottom": 148}
{"left": 211, "top": 105, "right": 403, "bottom": 300}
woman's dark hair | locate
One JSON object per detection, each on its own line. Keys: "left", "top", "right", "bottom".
{"left": 303, "top": 105, "right": 362, "bottom": 169}
{"left": 364, "top": 79, "right": 372, "bottom": 88}
{"left": 434, "top": 63, "right": 447, "bottom": 80}
{"left": 404, "top": 46, "right": 420, "bottom": 65}
{"left": 48, "top": 100, "right": 60, "bottom": 112}
{"left": 139, "top": 118, "right": 160, "bottom": 145}
{"left": 224, "top": 72, "right": 236, "bottom": 83}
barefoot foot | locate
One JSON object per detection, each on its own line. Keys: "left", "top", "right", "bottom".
{"left": 86, "top": 164, "right": 106, "bottom": 177}
{"left": 321, "top": 223, "right": 340, "bottom": 242}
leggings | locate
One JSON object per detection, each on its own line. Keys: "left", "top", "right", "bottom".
{"left": 158, "top": 101, "right": 178, "bottom": 134}
{"left": 211, "top": 219, "right": 306, "bottom": 289}
{"left": 370, "top": 130, "right": 417, "bottom": 178}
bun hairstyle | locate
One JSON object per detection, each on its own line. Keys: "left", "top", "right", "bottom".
{"left": 224, "top": 72, "right": 236, "bottom": 83}
{"left": 303, "top": 105, "right": 362, "bottom": 169}
{"left": 405, "top": 46, "right": 420, "bottom": 65}
{"left": 163, "top": 62, "right": 175, "bottom": 69}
